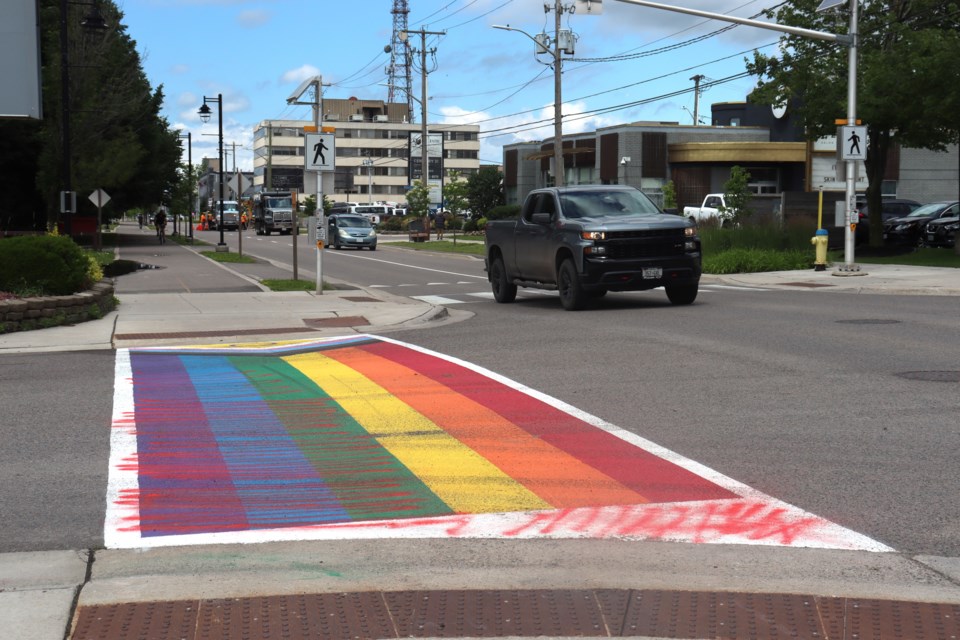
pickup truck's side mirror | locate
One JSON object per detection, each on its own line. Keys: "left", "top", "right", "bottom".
{"left": 531, "top": 212, "right": 552, "bottom": 225}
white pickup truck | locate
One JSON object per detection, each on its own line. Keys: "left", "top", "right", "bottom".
{"left": 683, "top": 193, "right": 727, "bottom": 224}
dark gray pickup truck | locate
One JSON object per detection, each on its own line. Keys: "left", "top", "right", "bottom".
{"left": 484, "top": 185, "right": 701, "bottom": 310}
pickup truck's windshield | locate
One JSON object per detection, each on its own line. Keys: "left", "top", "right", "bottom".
{"left": 559, "top": 190, "right": 660, "bottom": 218}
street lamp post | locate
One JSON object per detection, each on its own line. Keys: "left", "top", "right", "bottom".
{"left": 198, "top": 95, "right": 227, "bottom": 249}
{"left": 177, "top": 131, "right": 193, "bottom": 241}
{"left": 363, "top": 158, "right": 374, "bottom": 203}
{"left": 494, "top": 7, "right": 572, "bottom": 188}
{"left": 58, "top": 0, "right": 108, "bottom": 236}
{"left": 615, "top": 0, "right": 860, "bottom": 270}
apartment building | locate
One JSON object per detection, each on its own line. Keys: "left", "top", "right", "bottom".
{"left": 252, "top": 98, "right": 480, "bottom": 205}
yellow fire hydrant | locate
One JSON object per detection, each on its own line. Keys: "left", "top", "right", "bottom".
{"left": 811, "top": 228, "right": 829, "bottom": 271}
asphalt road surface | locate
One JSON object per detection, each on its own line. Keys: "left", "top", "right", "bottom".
{"left": 1, "top": 232, "right": 957, "bottom": 559}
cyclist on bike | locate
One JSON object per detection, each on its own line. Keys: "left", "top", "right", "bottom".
{"left": 154, "top": 209, "right": 167, "bottom": 244}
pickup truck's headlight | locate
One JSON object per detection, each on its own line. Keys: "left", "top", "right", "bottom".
{"left": 685, "top": 227, "right": 697, "bottom": 237}
{"left": 582, "top": 231, "right": 606, "bottom": 241}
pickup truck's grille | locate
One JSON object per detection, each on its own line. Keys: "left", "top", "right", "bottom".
{"left": 602, "top": 229, "right": 686, "bottom": 258}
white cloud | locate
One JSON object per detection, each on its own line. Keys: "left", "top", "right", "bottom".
{"left": 236, "top": 9, "right": 270, "bottom": 28}
{"left": 280, "top": 65, "right": 322, "bottom": 86}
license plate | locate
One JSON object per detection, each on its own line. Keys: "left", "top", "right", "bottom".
{"left": 641, "top": 267, "right": 662, "bottom": 279}
{"left": 927, "top": 234, "right": 936, "bottom": 241}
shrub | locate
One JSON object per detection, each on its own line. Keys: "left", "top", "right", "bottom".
{"left": 0, "top": 236, "right": 98, "bottom": 295}
{"left": 463, "top": 218, "right": 479, "bottom": 233}
{"left": 476, "top": 217, "right": 488, "bottom": 231}
{"left": 700, "top": 225, "right": 812, "bottom": 254}
{"left": 703, "top": 248, "right": 812, "bottom": 274}
{"left": 378, "top": 216, "right": 403, "bottom": 232}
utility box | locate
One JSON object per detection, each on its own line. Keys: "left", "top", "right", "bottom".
{"left": 558, "top": 29, "right": 576, "bottom": 55}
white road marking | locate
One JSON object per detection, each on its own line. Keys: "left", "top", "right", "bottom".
{"left": 703, "top": 284, "right": 770, "bottom": 291}
{"left": 412, "top": 295, "right": 476, "bottom": 305}
{"left": 323, "top": 251, "right": 487, "bottom": 280}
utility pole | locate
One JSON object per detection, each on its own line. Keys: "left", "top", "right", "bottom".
{"left": 552, "top": 2, "right": 566, "bottom": 187}
{"left": 403, "top": 28, "right": 444, "bottom": 203}
{"left": 690, "top": 74, "right": 704, "bottom": 127}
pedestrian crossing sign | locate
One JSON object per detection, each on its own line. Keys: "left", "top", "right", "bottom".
{"left": 305, "top": 133, "right": 335, "bottom": 171}
{"left": 840, "top": 125, "right": 867, "bottom": 161}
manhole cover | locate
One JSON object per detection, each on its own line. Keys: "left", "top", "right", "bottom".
{"left": 836, "top": 319, "right": 901, "bottom": 325}
{"left": 896, "top": 371, "right": 960, "bottom": 383}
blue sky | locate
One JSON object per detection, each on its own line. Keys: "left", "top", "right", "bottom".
{"left": 119, "top": 0, "right": 782, "bottom": 171}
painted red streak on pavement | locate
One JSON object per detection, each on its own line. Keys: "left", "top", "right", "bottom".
{"left": 316, "top": 500, "right": 824, "bottom": 545}
{"left": 361, "top": 342, "right": 738, "bottom": 504}
{"left": 502, "top": 501, "right": 823, "bottom": 545}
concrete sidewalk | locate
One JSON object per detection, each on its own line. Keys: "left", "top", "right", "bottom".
{"left": 3, "top": 224, "right": 960, "bottom": 639}
{"left": 0, "top": 225, "right": 452, "bottom": 354}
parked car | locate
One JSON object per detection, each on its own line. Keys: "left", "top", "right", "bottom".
{"left": 882, "top": 201, "right": 958, "bottom": 246}
{"left": 854, "top": 198, "right": 921, "bottom": 244}
{"left": 327, "top": 214, "right": 377, "bottom": 250}
{"left": 923, "top": 213, "right": 959, "bottom": 248}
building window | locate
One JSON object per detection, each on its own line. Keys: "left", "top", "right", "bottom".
{"left": 744, "top": 167, "right": 780, "bottom": 195}
{"left": 445, "top": 149, "right": 478, "bottom": 160}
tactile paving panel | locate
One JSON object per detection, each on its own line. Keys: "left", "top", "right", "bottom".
{"left": 384, "top": 589, "right": 607, "bottom": 637}
{"left": 71, "top": 589, "right": 960, "bottom": 639}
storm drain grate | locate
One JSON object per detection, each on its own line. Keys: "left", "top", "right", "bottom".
{"left": 836, "top": 318, "right": 902, "bottom": 325}
{"left": 71, "top": 589, "right": 960, "bottom": 639}
{"left": 781, "top": 281, "right": 836, "bottom": 288}
{"left": 302, "top": 316, "right": 369, "bottom": 328}
{"left": 897, "top": 370, "right": 960, "bottom": 383}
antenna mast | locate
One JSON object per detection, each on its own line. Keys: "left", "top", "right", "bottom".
{"left": 388, "top": 0, "right": 415, "bottom": 121}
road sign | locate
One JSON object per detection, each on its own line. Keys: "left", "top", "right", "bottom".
{"left": 840, "top": 125, "right": 867, "bottom": 161}
{"left": 88, "top": 188, "right": 110, "bottom": 207}
{"left": 227, "top": 172, "right": 250, "bottom": 197}
{"left": 305, "top": 133, "right": 335, "bottom": 171}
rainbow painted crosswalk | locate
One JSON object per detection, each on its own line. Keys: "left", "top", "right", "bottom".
{"left": 105, "top": 336, "right": 890, "bottom": 552}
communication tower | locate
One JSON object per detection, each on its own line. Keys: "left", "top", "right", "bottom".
{"left": 387, "top": 0, "right": 415, "bottom": 121}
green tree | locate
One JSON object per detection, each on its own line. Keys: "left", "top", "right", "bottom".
{"left": 662, "top": 180, "right": 678, "bottom": 211}
{"left": 406, "top": 180, "right": 432, "bottom": 218}
{"left": 302, "top": 195, "right": 317, "bottom": 216}
{"left": 1, "top": 0, "right": 182, "bottom": 230}
{"left": 748, "top": 0, "right": 960, "bottom": 246}
{"left": 466, "top": 166, "right": 504, "bottom": 219}
{"left": 719, "top": 166, "right": 752, "bottom": 225}
{"left": 443, "top": 171, "right": 469, "bottom": 218}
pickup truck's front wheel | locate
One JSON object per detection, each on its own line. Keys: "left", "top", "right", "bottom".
{"left": 665, "top": 283, "right": 698, "bottom": 305}
{"left": 558, "top": 259, "right": 587, "bottom": 311}
{"left": 489, "top": 256, "right": 517, "bottom": 303}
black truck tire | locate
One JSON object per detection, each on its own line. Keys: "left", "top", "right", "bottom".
{"left": 665, "top": 283, "right": 698, "bottom": 305}
{"left": 558, "top": 259, "right": 587, "bottom": 311}
{"left": 489, "top": 256, "right": 517, "bottom": 303}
